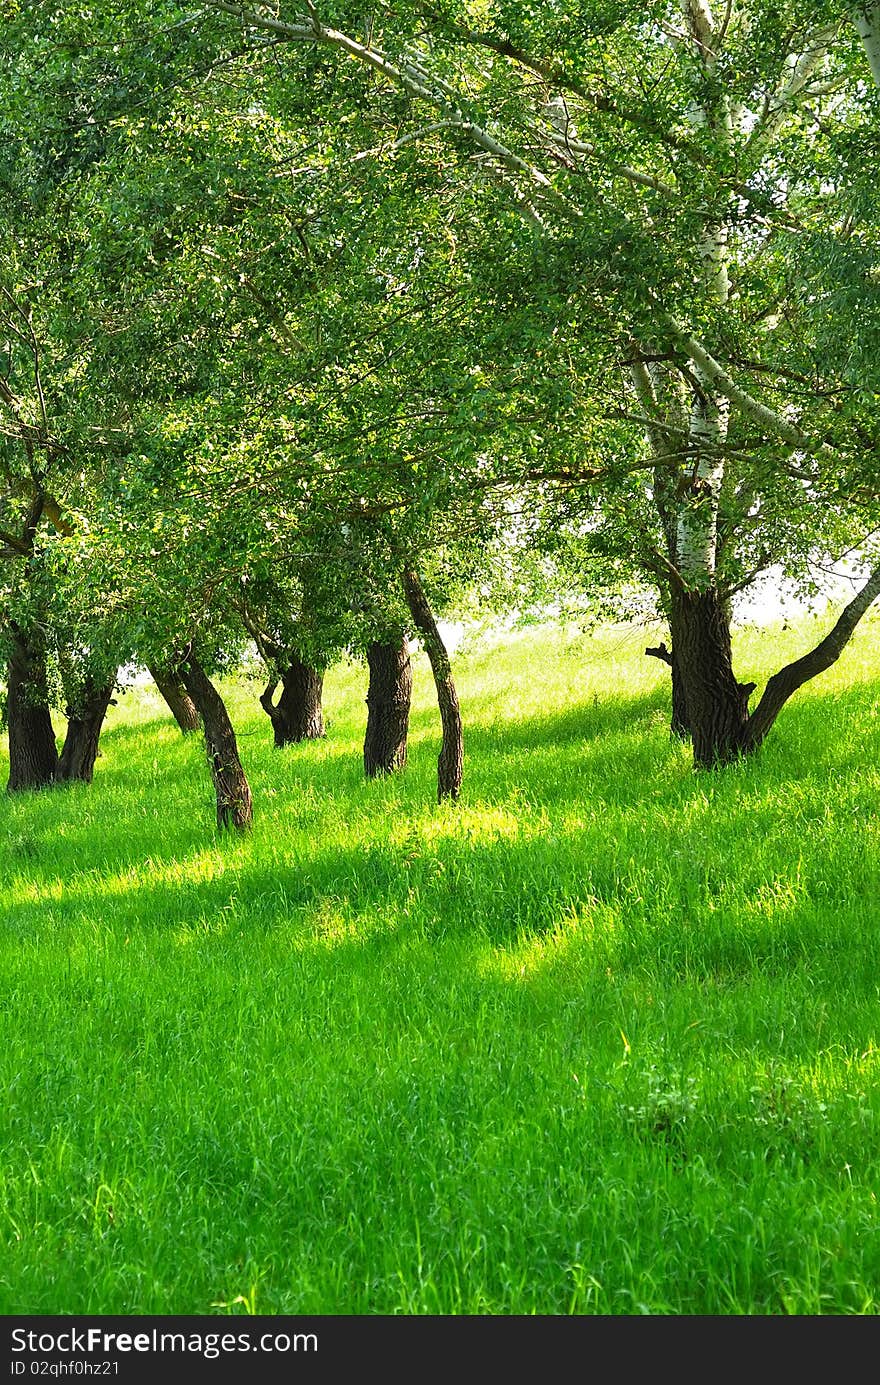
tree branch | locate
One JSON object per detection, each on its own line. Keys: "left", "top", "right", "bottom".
{"left": 645, "top": 641, "right": 673, "bottom": 666}
{"left": 746, "top": 560, "right": 880, "bottom": 748}
{"left": 203, "top": 1, "right": 571, "bottom": 214}
{"left": 663, "top": 315, "right": 824, "bottom": 450}
{"left": 414, "top": 4, "right": 705, "bottom": 159}
{"left": 747, "top": 21, "right": 842, "bottom": 145}
{"left": 0, "top": 527, "right": 31, "bottom": 555}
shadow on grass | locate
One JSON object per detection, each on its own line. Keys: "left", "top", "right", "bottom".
{"left": 5, "top": 815, "right": 880, "bottom": 1076}
{"left": 1, "top": 684, "right": 670, "bottom": 880}
{"left": 6, "top": 768, "right": 879, "bottom": 1005}
{"left": 463, "top": 688, "right": 667, "bottom": 751}
{"left": 4, "top": 675, "right": 880, "bottom": 995}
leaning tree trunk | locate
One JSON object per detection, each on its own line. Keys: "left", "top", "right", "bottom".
{"left": 179, "top": 654, "right": 253, "bottom": 831}
{"left": 743, "top": 560, "right": 880, "bottom": 752}
{"left": 364, "top": 638, "right": 412, "bottom": 777}
{"left": 6, "top": 629, "right": 58, "bottom": 792}
{"left": 149, "top": 665, "right": 202, "bottom": 732}
{"left": 259, "top": 654, "right": 324, "bottom": 747}
{"left": 401, "top": 568, "right": 463, "bottom": 802}
{"left": 57, "top": 677, "right": 117, "bottom": 784}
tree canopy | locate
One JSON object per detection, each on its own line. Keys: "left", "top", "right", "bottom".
{"left": 3, "top": 1, "right": 880, "bottom": 813}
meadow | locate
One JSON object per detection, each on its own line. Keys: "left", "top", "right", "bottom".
{"left": 2, "top": 616, "right": 880, "bottom": 1315}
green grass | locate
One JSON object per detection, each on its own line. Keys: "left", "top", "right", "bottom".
{"left": 3, "top": 616, "right": 880, "bottom": 1315}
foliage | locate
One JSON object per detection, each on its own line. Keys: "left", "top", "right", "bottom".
{"left": 3, "top": 2, "right": 880, "bottom": 745}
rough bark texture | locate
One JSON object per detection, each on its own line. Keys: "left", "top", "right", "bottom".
{"left": 670, "top": 648, "right": 691, "bottom": 741}
{"left": 364, "top": 638, "right": 412, "bottom": 777}
{"left": 57, "top": 678, "right": 116, "bottom": 784}
{"left": 401, "top": 568, "right": 463, "bottom": 802}
{"left": 149, "top": 665, "right": 202, "bottom": 732}
{"left": 645, "top": 641, "right": 691, "bottom": 739}
{"left": 259, "top": 654, "right": 324, "bottom": 747}
{"left": 179, "top": 654, "right": 253, "bottom": 831}
{"left": 6, "top": 630, "right": 59, "bottom": 792}
{"left": 669, "top": 587, "right": 755, "bottom": 767}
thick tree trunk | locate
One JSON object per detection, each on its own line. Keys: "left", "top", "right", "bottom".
{"left": 669, "top": 587, "right": 755, "bottom": 768}
{"left": 658, "top": 564, "right": 880, "bottom": 769}
{"left": 57, "top": 677, "right": 116, "bottom": 784}
{"left": 401, "top": 568, "right": 463, "bottom": 802}
{"left": 259, "top": 655, "right": 324, "bottom": 747}
{"left": 6, "top": 630, "right": 59, "bottom": 792}
{"left": 149, "top": 665, "right": 202, "bottom": 732}
{"left": 179, "top": 654, "right": 253, "bottom": 831}
{"left": 364, "top": 638, "right": 412, "bottom": 777}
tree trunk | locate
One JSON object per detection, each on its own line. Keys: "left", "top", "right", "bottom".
{"left": 364, "top": 638, "right": 412, "bottom": 777}
{"left": 6, "top": 629, "right": 59, "bottom": 792}
{"left": 401, "top": 568, "right": 463, "bottom": 802}
{"left": 669, "top": 587, "right": 755, "bottom": 767}
{"left": 149, "top": 665, "right": 202, "bottom": 732}
{"left": 661, "top": 563, "right": 880, "bottom": 768}
{"left": 56, "top": 677, "right": 117, "bottom": 784}
{"left": 259, "top": 654, "right": 324, "bottom": 747}
{"left": 179, "top": 654, "right": 253, "bottom": 831}
{"left": 854, "top": 2, "right": 880, "bottom": 89}
{"left": 645, "top": 640, "right": 691, "bottom": 739}
{"left": 670, "top": 647, "right": 691, "bottom": 740}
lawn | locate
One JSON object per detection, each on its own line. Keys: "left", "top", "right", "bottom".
{"left": 2, "top": 617, "right": 880, "bottom": 1314}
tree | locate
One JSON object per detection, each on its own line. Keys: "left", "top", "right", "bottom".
{"left": 237, "top": 571, "right": 328, "bottom": 749}
{"left": 32, "top": 32, "right": 564, "bottom": 804}
{"left": 194, "top": 0, "right": 880, "bottom": 767}
{"left": 179, "top": 649, "right": 253, "bottom": 831}
{"left": 401, "top": 565, "right": 463, "bottom": 800}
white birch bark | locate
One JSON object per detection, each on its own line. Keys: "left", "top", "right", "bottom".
{"left": 751, "top": 24, "right": 841, "bottom": 146}
{"left": 852, "top": 3, "right": 880, "bottom": 88}
{"left": 674, "top": 233, "right": 730, "bottom": 581}
{"left": 673, "top": 0, "right": 731, "bottom": 584}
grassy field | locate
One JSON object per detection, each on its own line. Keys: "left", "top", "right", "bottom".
{"left": 2, "top": 617, "right": 880, "bottom": 1315}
